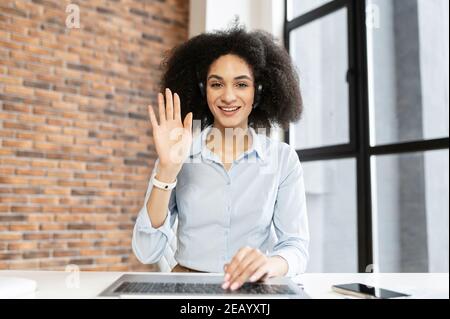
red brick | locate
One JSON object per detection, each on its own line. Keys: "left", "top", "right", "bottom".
{"left": 16, "top": 131, "right": 46, "bottom": 141}
{"left": 36, "top": 124, "right": 62, "bottom": 134}
{"left": 17, "top": 114, "right": 46, "bottom": 124}
{"left": 59, "top": 161, "right": 86, "bottom": 170}
{"left": 13, "top": 188, "right": 42, "bottom": 195}
{"left": 0, "top": 21, "right": 27, "bottom": 34}
{"left": 8, "top": 260, "right": 40, "bottom": 269}
{"left": 0, "top": 176, "right": 29, "bottom": 185}
{"left": 0, "top": 196, "right": 27, "bottom": 203}
{"left": 31, "top": 160, "right": 58, "bottom": 168}
{"left": 39, "top": 259, "right": 70, "bottom": 269}
{"left": 23, "top": 233, "right": 50, "bottom": 240}
{"left": 53, "top": 250, "right": 79, "bottom": 258}
{"left": 23, "top": 251, "right": 50, "bottom": 259}
{"left": 0, "top": 233, "right": 23, "bottom": 241}
{"left": 39, "top": 223, "right": 66, "bottom": 231}
{"left": 38, "top": 241, "right": 66, "bottom": 249}
{"left": 0, "top": 252, "right": 22, "bottom": 261}
{"left": 4, "top": 84, "right": 34, "bottom": 96}
{"left": 0, "top": 0, "right": 188, "bottom": 271}
{"left": 27, "top": 213, "right": 55, "bottom": 222}
{"left": 7, "top": 242, "right": 39, "bottom": 250}
{"left": 43, "top": 188, "right": 70, "bottom": 196}
{"left": 47, "top": 170, "right": 72, "bottom": 179}
{"left": 0, "top": 167, "right": 15, "bottom": 175}
{"left": 15, "top": 168, "right": 46, "bottom": 176}
{"left": 0, "top": 76, "right": 22, "bottom": 85}
{"left": 80, "top": 249, "right": 104, "bottom": 257}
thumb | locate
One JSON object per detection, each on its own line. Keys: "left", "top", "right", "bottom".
{"left": 183, "top": 112, "right": 193, "bottom": 133}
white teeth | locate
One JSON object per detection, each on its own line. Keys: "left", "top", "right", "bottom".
{"left": 219, "top": 107, "right": 240, "bottom": 112}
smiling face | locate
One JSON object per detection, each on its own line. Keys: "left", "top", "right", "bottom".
{"left": 206, "top": 54, "right": 255, "bottom": 131}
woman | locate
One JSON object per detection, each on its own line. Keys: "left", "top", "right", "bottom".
{"left": 132, "top": 25, "right": 309, "bottom": 291}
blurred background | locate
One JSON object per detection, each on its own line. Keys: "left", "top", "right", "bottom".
{"left": 0, "top": 0, "right": 448, "bottom": 273}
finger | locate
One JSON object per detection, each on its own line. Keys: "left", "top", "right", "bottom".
{"left": 224, "top": 247, "right": 253, "bottom": 286}
{"left": 228, "top": 251, "right": 263, "bottom": 288}
{"left": 249, "top": 265, "right": 270, "bottom": 283}
{"left": 174, "top": 93, "right": 181, "bottom": 121}
{"left": 228, "top": 250, "right": 257, "bottom": 284}
{"left": 158, "top": 93, "right": 166, "bottom": 124}
{"left": 222, "top": 248, "right": 250, "bottom": 289}
{"left": 230, "top": 257, "right": 266, "bottom": 290}
{"left": 165, "top": 88, "right": 174, "bottom": 121}
{"left": 223, "top": 263, "right": 230, "bottom": 281}
{"left": 183, "top": 112, "right": 193, "bottom": 133}
{"left": 226, "top": 247, "right": 251, "bottom": 277}
{"left": 148, "top": 105, "right": 159, "bottom": 128}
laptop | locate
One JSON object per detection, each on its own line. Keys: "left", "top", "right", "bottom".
{"left": 98, "top": 273, "right": 309, "bottom": 299}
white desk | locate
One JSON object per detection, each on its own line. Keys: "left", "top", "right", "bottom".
{"left": 0, "top": 270, "right": 448, "bottom": 299}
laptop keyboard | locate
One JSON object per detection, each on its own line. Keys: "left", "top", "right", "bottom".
{"left": 113, "top": 281, "right": 297, "bottom": 295}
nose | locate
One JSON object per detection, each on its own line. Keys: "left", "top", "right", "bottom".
{"left": 220, "top": 86, "right": 237, "bottom": 104}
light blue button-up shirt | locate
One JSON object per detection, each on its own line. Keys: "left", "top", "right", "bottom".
{"left": 132, "top": 125, "right": 309, "bottom": 276}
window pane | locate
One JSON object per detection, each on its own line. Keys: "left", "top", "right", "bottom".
{"left": 372, "top": 150, "right": 449, "bottom": 272}
{"left": 367, "top": 0, "right": 449, "bottom": 146}
{"left": 287, "top": 0, "right": 333, "bottom": 20}
{"left": 303, "top": 158, "right": 357, "bottom": 272}
{"left": 289, "top": 8, "right": 349, "bottom": 150}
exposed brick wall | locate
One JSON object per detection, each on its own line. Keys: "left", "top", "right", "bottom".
{"left": 0, "top": 0, "right": 189, "bottom": 271}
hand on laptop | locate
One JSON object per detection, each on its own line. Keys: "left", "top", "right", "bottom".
{"left": 221, "top": 247, "right": 288, "bottom": 291}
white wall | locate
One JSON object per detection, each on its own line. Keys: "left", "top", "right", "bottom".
{"left": 189, "top": 0, "right": 207, "bottom": 38}
{"left": 189, "top": 0, "right": 285, "bottom": 42}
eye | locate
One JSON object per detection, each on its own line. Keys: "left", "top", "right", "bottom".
{"left": 210, "top": 82, "right": 222, "bottom": 88}
{"left": 236, "top": 82, "right": 249, "bottom": 88}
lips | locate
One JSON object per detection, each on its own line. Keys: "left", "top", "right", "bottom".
{"left": 218, "top": 106, "right": 242, "bottom": 116}
{"left": 218, "top": 106, "right": 241, "bottom": 111}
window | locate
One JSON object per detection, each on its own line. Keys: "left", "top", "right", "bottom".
{"left": 372, "top": 150, "right": 449, "bottom": 272}
{"left": 287, "top": 0, "right": 333, "bottom": 20}
{"left": 286, "top": 0, "right": 449, "bottom": 272}
{"left": 303, "top": 159, "right": 358, "bottom": 272}
{"left": 367, "top": 0, "right": 449, "bottom": 146}
{"left": 289, "top": 8, "right": 349, "bottom": 149}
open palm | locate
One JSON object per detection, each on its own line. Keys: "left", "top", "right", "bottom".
{"left": 148, "top": 88, "right": 193, "bottom": 169}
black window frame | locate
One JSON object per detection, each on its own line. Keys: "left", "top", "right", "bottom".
{"left": 284, "top": 0, "right": 450, "bottom": 272}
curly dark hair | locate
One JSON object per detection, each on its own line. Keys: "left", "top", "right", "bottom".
{"left": 160, "top": 24, "right": 302, "bottom": 130}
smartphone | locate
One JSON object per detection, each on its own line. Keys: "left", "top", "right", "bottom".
{"left": 332, "top": 283, "right": 411, "bottom": 299}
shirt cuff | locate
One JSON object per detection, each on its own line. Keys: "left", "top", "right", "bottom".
{"left": 269, "top": 248, "right": 305, "bottom": 277}
{"left": 135, "top": 204, "right": 174, "bottom": 242}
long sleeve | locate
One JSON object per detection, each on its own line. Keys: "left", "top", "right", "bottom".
{"left": 132, "top": 160, "right": 178, "bottom": 264}
{"left": 270, "top": 146, "right": 310, "bottom": 277}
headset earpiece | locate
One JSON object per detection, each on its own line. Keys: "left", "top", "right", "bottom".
{"left": 197, "top": 69, "right": 206, "bottom": 99}
{"left": 198, "top": 81, "right": 206, "bottom": 98}
{"left": 253, "top": 84, "right": 263, "bottom": 109}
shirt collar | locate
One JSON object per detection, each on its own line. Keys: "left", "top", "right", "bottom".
{"left": 189, "top": 125, "right": 267, "bottom": 163}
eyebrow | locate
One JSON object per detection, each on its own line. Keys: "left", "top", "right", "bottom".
{"left": 207, "top": 74, "right": 253, "bottom": 81}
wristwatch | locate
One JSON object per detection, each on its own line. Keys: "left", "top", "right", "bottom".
{"left": 152, "top": 175, "right": 177, "bottom": 190}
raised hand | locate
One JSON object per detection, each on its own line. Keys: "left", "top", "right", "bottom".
{"left": 148, "top": 88, "right": 193, "bottom": 179}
